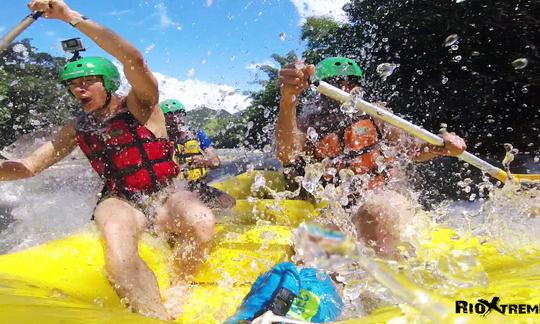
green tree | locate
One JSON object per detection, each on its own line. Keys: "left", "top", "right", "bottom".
{"left": 0, "top": 39, "right": 77, "bottom": 148}
{"left": 301, "top": 17, "right": 349, "bottom": 64}
{"left": 240, "top": 51, "right": 298, "bottom": 149}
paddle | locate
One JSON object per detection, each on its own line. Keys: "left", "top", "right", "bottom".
{"left": 0, "top": 12, "right": 43, "bottom": 55}
{"left": 314, "top": 80, "right": 538, "bottom": 184}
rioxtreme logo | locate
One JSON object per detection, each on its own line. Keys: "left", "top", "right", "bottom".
{"left": 456, "top": 297, "right": 540, "bottom": 317}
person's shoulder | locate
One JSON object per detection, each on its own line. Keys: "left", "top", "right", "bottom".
{"left": 197, "top": 129, "right": 212, "bottom": 141}
{"left": 196, "top": 129, "right": 207, "bottom": 136}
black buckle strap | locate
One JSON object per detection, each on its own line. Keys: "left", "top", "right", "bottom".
{"left": 266, "top": 287, "right": 296, "bottom": 316}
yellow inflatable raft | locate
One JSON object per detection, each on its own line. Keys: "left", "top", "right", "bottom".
{"left": 0, "top": 171, "right": 539, "bottom": 323}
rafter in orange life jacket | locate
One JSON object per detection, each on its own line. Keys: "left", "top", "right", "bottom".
{"left": 308, "top": 114, "right": 394, "bottom": 188}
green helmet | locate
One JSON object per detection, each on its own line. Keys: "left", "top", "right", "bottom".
{"left": 315, "top": 57, "right": 364, "bottom": 80}
{"left": 160, "top": 99, "right": 185, "bottom": 114}
{"left": 60, "top": 56, "right": 120, "bottom": 93}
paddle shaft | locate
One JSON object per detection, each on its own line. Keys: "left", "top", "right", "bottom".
{"left": 315, "top": 81, "right": 509, "bottom": 183}
{"left": 0, "top": 12, "right": 43, "bottom": 55}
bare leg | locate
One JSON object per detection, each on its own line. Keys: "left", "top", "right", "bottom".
{"left": 156, "top": 189, "right": 215, "bottom": 283}
{"left": 351, "top": 190, "right": 415, "bottom": 259}
{"left": 94, "top": 197, "right": 169, "bottom": 320}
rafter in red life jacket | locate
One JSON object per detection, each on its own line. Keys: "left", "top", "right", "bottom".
{"left": 76, "top": 102, "right": 179, "bottom": 198}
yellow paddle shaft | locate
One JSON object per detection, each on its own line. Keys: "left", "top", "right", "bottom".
{"left": 0, "top": 12, "right": 42, "bottom": 54}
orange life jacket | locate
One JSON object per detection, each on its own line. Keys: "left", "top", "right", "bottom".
{"left": 311, "top": 117, "right": 393, "bottom": 189}
{"left": 76, "top": 106, "right": 179, "bottom": 197}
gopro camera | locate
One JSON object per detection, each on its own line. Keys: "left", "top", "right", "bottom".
{"left": 61, "top": 38, "right": 85, "bottom": 53}
{"left": 61, "top": 38, "right": 86, "bottom": 61}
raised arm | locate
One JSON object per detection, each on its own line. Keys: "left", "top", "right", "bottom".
{"left": 28, "top": 0, "right": 158, "bottom": 109}
{"left": 0, "top": 123, "right": 77, "bottom": 181}
{"left": 275, "top": 63, "right": 314, "bottom": 165}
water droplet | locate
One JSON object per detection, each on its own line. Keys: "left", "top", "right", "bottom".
{"left": 279, "top": 32, "right": 286, "bottom": 41}
{"left": 302, "top": 163, "right": 325, "bottom": 194}
{"left": 93, "top": 297, "right": 105, "bottom": 307}
{"left": 144, "top": 43, "right": 155, "bottom": 54}
{"left": 376, "top": 63, "right": 397, "bottom": 80}
{"left": 262, "top": 144, "right": 272, "bottom": 153}
{"left": 444, "top": 34, "right": 459, "bottom": 47}
{"left": 251, "top": 172, "right": 267, "bottom": 192}
{"left": 521, "top": 86, "right": 529, "bottom": 94}
{"left": 452, "top": 55, "right": 462, "bottom": 63}
{"left": 451, "top": 44, "right": 459, "bottom": 51}
{"left": 340, "top": 102, "right": 357, "bottom": 115}
{"left": 416, "top": 69, "right": 424, "bottom": 75}
{"left": 307, "top": 127, "right": 318, "bottom": 142}
{"left": 442, "top": 76, "right": 449, "bottom": 84}
{"left": 512, "top": 58, "right": 528, "bottom": 70}
{"left": 502, "top": 143, "right": 518, "bottom": 168}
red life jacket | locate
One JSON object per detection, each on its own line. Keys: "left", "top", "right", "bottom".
{"left": 311, "top": 116, "right": 394, "bottom": 188}
{"left": 76, "top": 104, "right": 179, "bottom": 196}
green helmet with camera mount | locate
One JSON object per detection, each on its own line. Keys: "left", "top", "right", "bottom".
{"left": 60, "top": 56, "right": 120, "bottom": 93}
{"left": 315, "top": 57, "right": 364, "bottom": 80}
{"left": 160, "top": 99, "right": 185, "bottom": 114}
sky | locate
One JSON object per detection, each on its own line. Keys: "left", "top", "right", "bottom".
{"left": 1, "top": 0, "right": 349, "bottom": 113}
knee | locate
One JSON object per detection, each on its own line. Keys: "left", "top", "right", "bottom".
{"left": 184, "top": 205, "right": 216, "bottom": 243}
{"left": 94, "top": 198, "right": 144, "bottom": 229}
{"left": 167, "top": 190, "right": 200, "bottom": 216}
{"left": 164, "top": 192, "right": 216, "bottom": 242}
{"left": 194, "top": 210, "right": 215, "bottom": 243}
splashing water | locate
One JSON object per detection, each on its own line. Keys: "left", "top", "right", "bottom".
{"left": 306, "top": 126, "right": 318, "bottom": 142}
{"left": 251, "top": 171, "right": 267, "bottom": 193}
{"left": 511, "top": 57, "right": 528, "bottom": 70}
{"left": 376, "top": 63, "right": 397, "bottom": 80}
{"left": 443, "top": 34, "right": 459, "bottom": 47}
{"left": 301, "top": 162, "right": 325, "bottom": 194}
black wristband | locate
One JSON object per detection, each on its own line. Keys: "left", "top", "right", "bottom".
{"left": 69, "top": 16, "right": 88, "bottom": 27}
